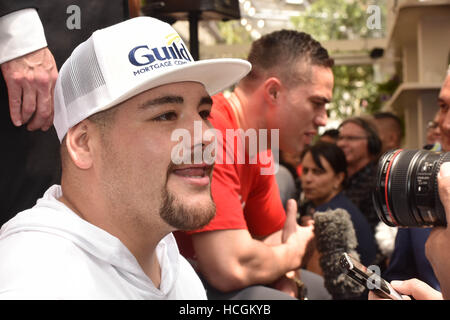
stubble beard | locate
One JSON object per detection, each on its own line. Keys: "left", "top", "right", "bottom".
{"left": 158, "top": 185, "right": 216, "bottom": 231}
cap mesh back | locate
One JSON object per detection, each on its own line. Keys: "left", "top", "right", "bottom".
{"left": 60, "top": 38, "right": 106, "bottom": 109}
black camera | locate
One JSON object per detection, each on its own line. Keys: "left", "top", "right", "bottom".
{"left": 373, "top": 149, "right": 450, "bottom": 227}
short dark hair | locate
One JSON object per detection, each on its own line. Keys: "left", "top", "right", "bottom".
{"left": 88, "top": 106, "right": 118, "bottom": 133}
{"left": 320, "top": 128, "right": 340, "bottom": 141}
{"left": 60, "top": 106, "right": 118, "bottom": 170}
{"left": 373, "top": 111, "right": 403, "bottom": 138}
{"left": 300, "top": 141, "right": 348, "bottom": 187}
{"left": 241, "top": 30, "right": 334, "bottom": 87}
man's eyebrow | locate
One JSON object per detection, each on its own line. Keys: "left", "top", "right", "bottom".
{"left": 139, "top": 95, "right": 213, "bottom": 109}
{"left": 139, "top": 95, "right": 184, "bottom": 109}
{"left": 199, "top": 96, "right": 213, "bottom": 106}
{"left": 310, "top": 95, "right": 331, "bottom": 104}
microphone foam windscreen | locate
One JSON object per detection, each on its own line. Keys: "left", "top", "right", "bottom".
{"left": 314, "top": 208, "right": 365, "bottom": 299}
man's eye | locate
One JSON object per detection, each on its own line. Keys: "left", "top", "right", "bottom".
{"left": 154, "top": 112, "right": 177, "bottom": 121}
{"left": 313, "top": 101, "right": 324, "bottom": 109}
{"left": 199, "top": 110, "right": 212, "bottom": 120}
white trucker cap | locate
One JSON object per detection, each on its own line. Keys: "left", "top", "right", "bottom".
{"left": 54, "top": 16, "right": 251, "bottom": 142}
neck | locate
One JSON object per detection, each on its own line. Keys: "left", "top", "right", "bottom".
{"left": 313, "top": 189, "right": 341, "bottom": 207}
{"left": 58, "top": 179, "right": 164, "bottom": 288}
{"left": 232, "top": 86, "right": 265, "bottom": 133}
{"left": 230, "top": 87, "right": 249, "bottom": 132}
{"left": 231, "top": 87, "right": 270, "bottom": 157}
{"left": 347, "top": 158, "right": 371, "bottom": 177}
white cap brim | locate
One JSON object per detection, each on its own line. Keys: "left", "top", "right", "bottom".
{"left": 91, "top": 58, "right": 251, "bottom": 116}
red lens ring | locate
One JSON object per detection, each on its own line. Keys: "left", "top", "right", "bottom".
{"left": 384, "top": 149, "right": 403, "bottom": 226}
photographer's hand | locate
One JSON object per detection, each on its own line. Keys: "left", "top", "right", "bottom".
{"left": 368, "top": 279, "right": 443, "bottom": 300}
{"left": 427, "top": 161, "right": 450, "bottom": 299}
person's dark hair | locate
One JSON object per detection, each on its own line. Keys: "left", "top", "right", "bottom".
{"left": 300, "top": 141, "right": 348, "bottom": 187}
{"left": 373, "top": 111, "right": 403, "bottom": 139}
{"left": 88, "top": 105, "right": 118, "bottom": 134}
{"left": 320, "top": 128, "right": 340, "bottom": 142}
{"left": 241, "top": 30, "right": 334, "bottom": 88}
{"left": 338, "top": 116, "right": 382, "bottom": 157}
{"left": 60, "top": 106, "right": 118, "bottom": 170}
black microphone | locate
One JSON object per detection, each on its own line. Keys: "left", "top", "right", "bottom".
{"left": 313, "top": 208, "right": 366, "bottom": 299}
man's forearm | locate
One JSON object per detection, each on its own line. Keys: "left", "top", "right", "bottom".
{"left": 193, "top": 230, "right": 303, "bottom": 292}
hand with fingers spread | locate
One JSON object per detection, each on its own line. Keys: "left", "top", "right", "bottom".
{"left": 1, "top": 47, "right": 58, "bottom": 131}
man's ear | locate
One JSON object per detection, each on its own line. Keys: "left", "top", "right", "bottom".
{"left": 65, "top": 120, "right": 96, "bottom": 170}
{"left": 262, "top": 77, "right": 282, "bottom": 106}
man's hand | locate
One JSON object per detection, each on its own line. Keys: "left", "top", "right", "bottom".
{"left": 1, "top": 47, "right": 58, "bottom": 131}
{"left": 368, "top": 279, "right": 443, "bottom": 300}
{"left": 426, "top": 162, "right": 450, "bottom": 299}
{"left": 271, "top": 273, "right": 299, "bottom": 298}
{"left": 271, "top": 269, "right": 307, "bottom": 299}
{"left": 281, "top": 199, "right": 314, "bottom": 268}
{"left": 282, "top": 199, "right": 300, "bottom": 243}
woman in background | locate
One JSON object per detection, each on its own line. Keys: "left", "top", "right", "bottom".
{"left": 300, "top": 142, "right": 377, "bottom": 266}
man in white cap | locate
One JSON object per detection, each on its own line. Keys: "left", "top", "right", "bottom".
{"left": 0, "top": 17, "right": 250, "bottom": 299}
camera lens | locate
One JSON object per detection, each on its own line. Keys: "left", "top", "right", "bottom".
{"left": 373, "top": 149, "right": 450, "bottom": 227}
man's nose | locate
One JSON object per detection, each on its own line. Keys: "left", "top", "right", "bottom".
{"left": 440, "top": 113, "right": 450, "bottom": 131}
{"left": 315, "top": 109, "right": 328, "bottom": 127}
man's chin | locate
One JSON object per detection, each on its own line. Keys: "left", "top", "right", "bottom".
{"left": 159, "top": 189, "right": 216, "bottom": 231}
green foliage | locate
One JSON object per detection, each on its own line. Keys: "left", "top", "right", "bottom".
{"left": 214, "top": 0, "right": 397, "bottom": 119}
{"left": 291, "top": 0, "right": 387, "bottom": 41}
{"left": 217, "top": 21, "right": 253, "bottom": 45}
{"left": 290, "top": 0, "right": 394, "bottom": 119}
{"left": 330, "top": 65, "right": 398, "bottom": 119}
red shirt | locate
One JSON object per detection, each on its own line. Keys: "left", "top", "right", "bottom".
{"left": 176, "top": 93, "right": 286, "bottom": 259}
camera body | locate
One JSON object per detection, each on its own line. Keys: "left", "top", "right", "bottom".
{"left": 373, "top": 149, "right": 449, "bottom": 227}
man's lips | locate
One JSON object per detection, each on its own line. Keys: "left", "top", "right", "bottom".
{"left": 304, "top": 130, "right": 317, "bottom": 137}
{"left": 304, "top": 131, "right": 317, "bottom": 143}
{"left": 171, "top": 164, "right": 213, "bottom": 186}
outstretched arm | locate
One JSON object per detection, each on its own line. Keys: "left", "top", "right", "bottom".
{"left": 192, "top": 199, "right": 314, "bottom": 293}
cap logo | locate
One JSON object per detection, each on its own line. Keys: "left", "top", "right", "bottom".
{"left": 165, "top": 33, "right": 181, "bottom": 45}
{"left": 128, "top": 33, "right": 192, "bottom": 76}
{"left": 54, "top": 17, "right": 251, "bottom": 143}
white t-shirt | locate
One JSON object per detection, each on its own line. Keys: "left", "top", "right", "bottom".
{"left": 0, "top": 185, "right": 207, "bottom": 300}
